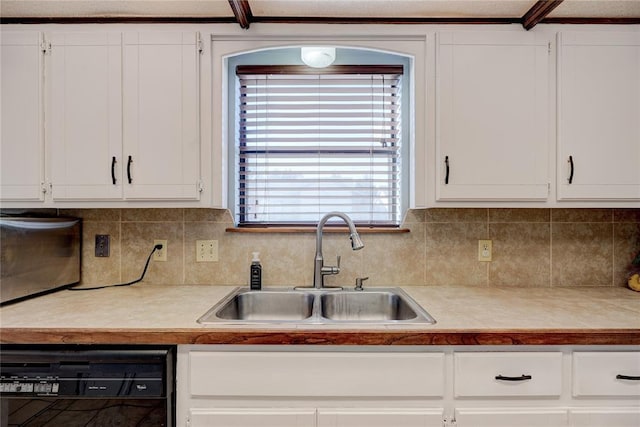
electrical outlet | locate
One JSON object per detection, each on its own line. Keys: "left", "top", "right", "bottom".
{"left": 478, "top": 239, "right": 492, "bottom": 262}
{"left": 196, "top": 240, "right": 218, "bottom": 262}
{"left": 153, "top": 240, "right": 168, "bottom": 262}
{"left": 95, "top": 234, "right": 110, "bottom": 257}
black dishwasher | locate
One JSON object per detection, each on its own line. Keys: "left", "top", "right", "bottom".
{"left": 0, "top": 345, "right": 175, "bottom": 427}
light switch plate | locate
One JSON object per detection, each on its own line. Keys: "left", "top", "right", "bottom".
{"left": 95, "top": 234, "right": 110, "bottom": 257}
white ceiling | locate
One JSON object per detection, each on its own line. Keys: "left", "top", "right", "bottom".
{"left": 1, "top": 0, "right": 639, "bottom": 20}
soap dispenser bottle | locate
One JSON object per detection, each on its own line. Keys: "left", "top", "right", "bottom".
{"left": 250, "top": 252, "right": 262, "bottom": 290}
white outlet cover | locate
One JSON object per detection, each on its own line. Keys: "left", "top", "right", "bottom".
{"left": 478, "top": 239, "right": 492, "bottom": 262}
{"left": 197, "top": 240, "right": 218, "bottom": 262}
{"left": 153, "top": 240, "right": 168, "bottom": 262}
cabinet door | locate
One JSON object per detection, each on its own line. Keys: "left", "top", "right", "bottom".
{"left": 123, "top": 32, "right": 200, "bottom": 200}
{"left": 189, "top": 408, "right": 315, "bottom": 427}
{"left": 569, "top": 408, "right": 640, "bottom": 426}
{"left": 317, "top": 408, "right": 444, "bottom": 427}
{"left": 455, "top": 408, "right": 568, "bottom": 426}
{"left": 48, "top": 32, "right": 123, "bottom": 200}
{"left": 572, "top": 352, "right": 640, "bottom": 397}
{"left": 557, "top": 32, "right": 640, "bottom": 201}
{"left": 1, "top": 32, "right": 44, "bottom": 201}
{"left": 45, "top": 32, "right": 122, "bottom": 200}
{"left": 436, "top": 31, "right": 550, "bottom": 201}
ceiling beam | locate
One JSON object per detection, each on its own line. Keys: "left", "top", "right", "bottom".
{"left": 542, "top": 17, "right": 640, "bottom": 25}
{"left": 2, "top": 15, "right": 638, "bottom": 26}
{"left": 228, "top": 0, "right": 253, "bottom": 29}
{"left": 522, "top": 0, "right": 564, "bottom": 30}
{"left": 0, "top": 16, "right": 237, "bottom": 24}
{"left": 250, "top": 17, "right": 520, "bottom": 25}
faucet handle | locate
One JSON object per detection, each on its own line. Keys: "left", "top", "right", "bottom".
{"left": 355, "top": 277, "right": 369, "bottom": 291}
{"left": 321, "top": 255, "right": 341, "bottom": 276}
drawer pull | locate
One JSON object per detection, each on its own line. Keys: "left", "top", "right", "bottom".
{"left": 616, "top": 374, "right": 640, "bottom": 381}
{"left": 495, "top": 374, "right": 532, "bottom": 382}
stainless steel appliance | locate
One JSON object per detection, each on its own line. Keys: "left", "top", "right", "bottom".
{"left": 0, "top": 345, "right": 176, "bottom": 427}
{"left": 0, "top": 216, "right": 81, "bottom": 304}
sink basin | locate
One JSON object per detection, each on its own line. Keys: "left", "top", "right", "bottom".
{"left": 320, "top": 291, "right": 421, "bottom": 321}
{"left": 198, "top": 290, "right": 314, "bottom": 322}
{"left": 197, "top": 287, "right": 435, "bottom": 325}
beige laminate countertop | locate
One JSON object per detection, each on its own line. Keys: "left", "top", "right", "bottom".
{"left": 1, "top": 285, "right": 640, "bottom": 345}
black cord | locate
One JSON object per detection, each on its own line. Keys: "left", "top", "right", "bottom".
{"left": 69, "top": 244, "right": 163, "bottom": 291}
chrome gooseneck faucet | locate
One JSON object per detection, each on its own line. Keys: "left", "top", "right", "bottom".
{"left": 313, "top": 211, "right": 364, "bottom": 289}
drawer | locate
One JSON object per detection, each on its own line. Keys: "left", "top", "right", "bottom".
{"left": 189, "top": 408, "right": 316, "bottom": 427}
{"left": 454, "top": 352, "right": 563, "bottom": 397}
{"left": 317, "top": 408, "right": 445, "bottom": 426}
{"left": 569, "top": 408, "right": 640, "bottom": 426}
{"left": 454, "top": 408, "right": 568, "bottom": 426}
{"left": 573, "top": 352, "right": 640, "bottom": 397}
{"left": 189, "top": 351, "right": 445, "bottom": 397}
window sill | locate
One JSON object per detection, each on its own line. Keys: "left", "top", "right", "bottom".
{"left": 225, "top": 227, "right": 410, "bottom": 234}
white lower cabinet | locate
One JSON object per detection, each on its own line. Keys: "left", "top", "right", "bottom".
{"left": 177, "top": 347, "right": 640, "bottom": 427}
{"left": 569, "top": 352, "right": 640, "bottom": 426}
{"left": 188, "top": 408, "right": 443, "bottom": 427}
{"left": 189, "top": 408, "right": 316, "bottom": 427}
{"left": 454, "top": 352, "right": 563, "bottom": 398}
{"left": 568, "top": 408, "right": 640, "bottom": 427}
{"left": 317, "top": 408, "right": 444, "bottom": 427}
{"left": 178, "top": 348, "right": 445, "bottom": 427}
{"left": 188, "top": 351, "right": 444, "bottom": 398}
{"left": 453, "top": 352, "right": 567, "bottom": 426}
{"left": 454, "top": 408, "right": 568, "bottom": 426}
{"left": 572, "top": 352, "right": 640, "bottom": 397}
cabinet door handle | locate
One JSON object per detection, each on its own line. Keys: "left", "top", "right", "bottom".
{"left": 445, "top": 156, "right": 450, "bottom": 184}
{"left": 111, "top": 156, "right": 117, "bottom": 185}
{"left": 616, "top": 374, "right": 640, "bottom": 381}
{"left": 127, "top": 155, "right": 133, "bottom": 184}
{"left": 568, "top": 155, "right": 574, "bottom": 184}
{"left": 495, "top": 374, "right": 532, "bottom": 382}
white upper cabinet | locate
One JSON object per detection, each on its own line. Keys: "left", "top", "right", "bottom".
{"left": 48, "top": 32, "right": 123, "bottom": 200}
{"left": 47, "top": 31, "right": 201, "bottom": 202}
{"left": 557, "top": 31, "right": 640, "bottom": 201}
{"left": 123, "top": 32, "right": 201, "bottom": 200}
{"left": 1, "top": 32, "right": 45, "bottom": 201}
{"left": 435, "top": 31, "right": 550, "bottom": 201}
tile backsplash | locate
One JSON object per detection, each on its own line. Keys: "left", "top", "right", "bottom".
{"left": 59, "top": 208, "right": 640, "bottom": 288}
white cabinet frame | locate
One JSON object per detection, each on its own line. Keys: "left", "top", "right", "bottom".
{"left": 177, "top": 345, "right": 640, "bottom": 427}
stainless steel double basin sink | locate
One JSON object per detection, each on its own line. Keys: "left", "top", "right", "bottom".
{"left": 197, "top": 287, "right": 436, "bottom": 325}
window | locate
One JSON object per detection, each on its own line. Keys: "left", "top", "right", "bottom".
{"left": 235, "top": 64, "right": 403, "bottom": 226}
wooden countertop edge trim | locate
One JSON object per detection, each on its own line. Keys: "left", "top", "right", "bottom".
{"left": 226, "top": 227, "right": 410, "bottom": 234}
{"left": 2, "top": 328, "right": 640, "bottom": 346}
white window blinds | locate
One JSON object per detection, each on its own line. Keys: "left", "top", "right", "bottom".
{"left": 236, "top": 65, "right": 403, "bottom": 226}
